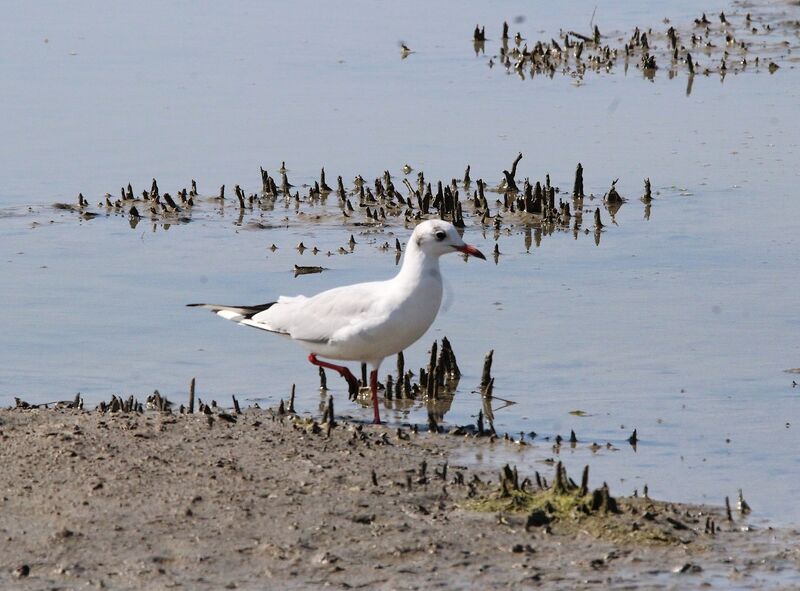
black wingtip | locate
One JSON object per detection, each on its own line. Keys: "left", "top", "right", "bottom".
{"left": 185, "top": 302, "right": 277, "bottom": 318}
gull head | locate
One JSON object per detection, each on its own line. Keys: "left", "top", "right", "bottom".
{"left": 411, "top": 220, "right": 486, "bottom": 260}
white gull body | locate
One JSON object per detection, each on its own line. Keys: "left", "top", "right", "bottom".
{"left": 189, "top": 219, "right": 485, "bottom": 423}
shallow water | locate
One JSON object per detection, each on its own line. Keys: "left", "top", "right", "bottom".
{"left": 2, "top": 0, "right": 800, "bottom": 530}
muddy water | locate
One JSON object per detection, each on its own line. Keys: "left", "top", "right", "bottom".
{"left": 2, "top": 0, "right": 800, "bottom": 531}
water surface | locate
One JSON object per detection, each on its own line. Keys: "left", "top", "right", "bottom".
{"left": 1, "top": 0, "right": 799, "bottom": 525}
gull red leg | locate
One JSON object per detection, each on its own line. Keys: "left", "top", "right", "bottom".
{"left": 369, "top": 369, "right": 381, "bottom": 424}
{"left": 308, "top": 353, "right": 359, "bottom": 396}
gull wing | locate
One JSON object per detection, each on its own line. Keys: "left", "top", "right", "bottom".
{"left": 247, "top": 281, "right": 391, "bottom": 344}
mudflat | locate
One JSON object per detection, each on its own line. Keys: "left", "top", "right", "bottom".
{"left": 1, "top": 407, "right": 797, "bottom": 590}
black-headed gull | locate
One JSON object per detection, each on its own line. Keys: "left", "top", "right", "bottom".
{"left": 189, "top": 220, "right": 485, "bottom": 424}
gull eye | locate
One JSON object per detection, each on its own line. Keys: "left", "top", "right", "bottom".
{"left": 435, "top": 230, "right": 447, "bottom": 241}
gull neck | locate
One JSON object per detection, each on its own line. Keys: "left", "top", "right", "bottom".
{"left": 394, "top": 236, "right": 441, "bottom": 284}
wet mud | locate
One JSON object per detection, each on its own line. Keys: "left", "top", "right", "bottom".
{"left": 1, "top": 407, "right": 798, "bottom": 590}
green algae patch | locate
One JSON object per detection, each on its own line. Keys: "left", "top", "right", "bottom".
{"left": 468, "top": 486, "right": 590, "bottom": 518}
{"left": 466, "top": 462, "right": 715, "bottom": 547}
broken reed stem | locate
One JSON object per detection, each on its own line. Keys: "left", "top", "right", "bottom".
{"left": 573, "top": 162, "right": 584, "bottom": 198}
{"left": 426, "top": 341, "right": 438, "bottom": 398}
{"left": 440, "top": 336, "right": 461, "bottom": 379}
{"left": 480, "top": 350, "right": 494, "bottom": 390}
{"left": 552, "top": 461, "right": 568, "bottom": 494}
{"left": 385, "top": 375, "right": 393, "bottom": 400}
{"left": 324, "top": 395, "right": 335, "bottom": 437}
{"left": 235, "top": 185, "right": 245, "bottom": 209}
{"left": 510, "top": 152, "right": 523, "bottom": 179}
{"left": 428, "top": 410, "right": 439, "bottom": 433}
{"left": 579, "top": 465, "right": 590, "bottom": 496}
{"left": 396, "top": 351, "right": 405, "bottom": 398}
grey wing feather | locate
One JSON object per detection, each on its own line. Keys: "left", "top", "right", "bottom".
{"left": 250, "top": 283, "right": 387, "bottom": 343}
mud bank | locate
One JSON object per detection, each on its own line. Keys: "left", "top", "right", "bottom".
{"left": 1, "top": 408, "right": 797, "bottom": 590}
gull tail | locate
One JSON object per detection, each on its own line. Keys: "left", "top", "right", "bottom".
{"left": 187, "top": 302, "right": 276, "bottom": 322}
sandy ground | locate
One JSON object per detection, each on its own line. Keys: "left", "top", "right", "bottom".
{"left": 1, "top": 407, "right": 798, "bottom": 590}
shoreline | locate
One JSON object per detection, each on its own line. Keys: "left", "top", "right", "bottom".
{"left": 1, "top": 407, "right": 798, "bottom": 590}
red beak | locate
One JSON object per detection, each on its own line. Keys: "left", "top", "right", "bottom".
{"left": 455, "top": 243, "right": 486, "bottom": 260}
